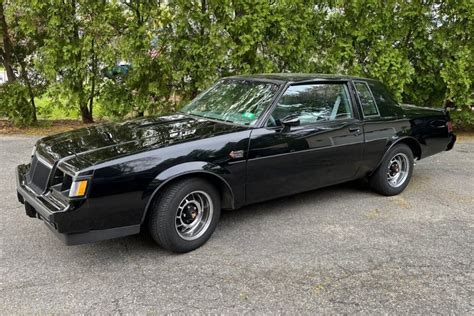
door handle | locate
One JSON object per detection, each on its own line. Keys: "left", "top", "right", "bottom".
{"left": 349, "top": 127, "right": 361, "bottom": 134}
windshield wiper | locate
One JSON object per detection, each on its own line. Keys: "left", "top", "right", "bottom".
{"left": 221, "top": 119, "right": 235, "bottom": 123}
{"left": 185, "top": 112, "right": 206, "bottom": 119}
{"left": 186, "top": 112, "right": 237, "bottom": 124}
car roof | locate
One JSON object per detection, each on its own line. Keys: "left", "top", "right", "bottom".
{"left": 225, "top": 73, "right": 374, "bottom": 84}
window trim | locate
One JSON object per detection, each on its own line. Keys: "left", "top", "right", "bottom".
{"left": 262, "top": 81, "right": 357, "bottom": 129}
{"left": 353, "top": 80, "right": 381, "bottom": 118}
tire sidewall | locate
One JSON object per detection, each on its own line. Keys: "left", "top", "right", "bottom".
{"left": 157, "top": 179, "right": 221, "bottom": 252}
{"left": 373, "top": 144, "right": 414, "bottom": 196}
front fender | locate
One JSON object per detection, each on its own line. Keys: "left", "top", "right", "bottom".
{"left": 141, "top": 161, "right": 235, "bottom": 223}
{"left": 155, "top": 161, "right": 231, "bottom": 182}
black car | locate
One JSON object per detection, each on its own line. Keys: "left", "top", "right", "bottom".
{"left": 16, "top": 74, "right": 456, "bottom": 252}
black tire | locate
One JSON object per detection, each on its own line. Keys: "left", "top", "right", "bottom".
{"left": 369, "top": 144, "right": 414, "bottom": 196}
{"left": 148, "top": 178, "right": 221, "bottom": 253}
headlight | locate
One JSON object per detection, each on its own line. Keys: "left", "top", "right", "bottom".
{"left": 69, "top": 180, "right": 89, "bottom": 197}
{"left": 31, "top": 145, "right": 36, "bottom": 157}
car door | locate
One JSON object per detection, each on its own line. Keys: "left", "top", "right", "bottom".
{"left": 246, "top": 81, "right": 364, "bottom": 204}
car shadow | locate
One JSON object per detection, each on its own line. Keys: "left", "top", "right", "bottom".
{"left": 70, "top": 179, "right": 372, "bottom": 259}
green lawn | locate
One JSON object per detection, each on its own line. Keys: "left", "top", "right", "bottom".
{"left": 35, "top": 96, "right": 108, "bottom": 121}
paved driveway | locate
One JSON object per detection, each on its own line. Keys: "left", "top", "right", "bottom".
{"left": 0, "top": 135, "right": 472, "bottom": 314}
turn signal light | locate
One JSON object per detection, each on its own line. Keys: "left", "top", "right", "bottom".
{"left": 69, "top": 180, "right": 88, "bottom": 198}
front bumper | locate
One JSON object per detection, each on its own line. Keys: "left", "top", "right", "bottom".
{"left": 16, "top": 164, "right": 60, "bottom": 223}
{"left": 16, "top": 164, "right": 140, "bottom": 245}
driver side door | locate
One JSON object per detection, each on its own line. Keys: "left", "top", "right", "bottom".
{"left": 246, "top": 81, "right": 364, "bottom": 204}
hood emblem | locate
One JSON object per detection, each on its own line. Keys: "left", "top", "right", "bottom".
{"left": 229, "top": 150, "right": 244, "bottom": 159}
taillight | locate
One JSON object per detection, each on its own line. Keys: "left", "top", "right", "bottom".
{"left": 447, "top": 121, "right": 453, "bottom": 133}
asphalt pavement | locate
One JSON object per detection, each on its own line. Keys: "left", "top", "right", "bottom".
{"left": 0, "top": 135, "right": 472, "bottom": 314}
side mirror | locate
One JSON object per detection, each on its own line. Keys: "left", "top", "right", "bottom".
{"left": 281, "top": 116, "right": 300, "bottom": 131}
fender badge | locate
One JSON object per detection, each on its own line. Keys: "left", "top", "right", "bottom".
{"left": 229, "top": 150, "right": 244, "bottom": 159}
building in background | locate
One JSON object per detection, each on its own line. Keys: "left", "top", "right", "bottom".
{"left": 0, "top": 68, "right": 7, "bottom": 84}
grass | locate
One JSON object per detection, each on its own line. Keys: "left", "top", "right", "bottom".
{"left": 35, "top": 96, "right": 108, "bottom": 121}
{"left": 0, "top": 96, "right": 108, "bottom": 136}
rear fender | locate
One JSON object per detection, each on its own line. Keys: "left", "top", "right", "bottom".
{"left": 370, "top": 136, "right": 422, "bottom": 175}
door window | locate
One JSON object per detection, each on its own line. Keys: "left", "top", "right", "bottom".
{"left": 268, "top": 83, "right": 353, "bottom": 127}
{"left": 354, "top": 81, "right": 380, "bottom": 117}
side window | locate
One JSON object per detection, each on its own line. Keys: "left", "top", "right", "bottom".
{"left": 354, "top": 81, "right": 379, "bottom": 117}
{"left": 268, "top": 83, "right": 353, "bottom": 127}
{"left": 367, "top": 81, "right": 403, "bottom": 117}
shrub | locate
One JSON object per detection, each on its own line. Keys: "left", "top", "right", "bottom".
{"left": 0, "top": 82, "right": 36, "bottom": 126}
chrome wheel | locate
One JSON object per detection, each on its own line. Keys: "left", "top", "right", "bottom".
{"left": 175, "top": 191, "right": 213, "bottom": 241}
{"left": 386, "top": 153, "right": 410, "bottom": 188}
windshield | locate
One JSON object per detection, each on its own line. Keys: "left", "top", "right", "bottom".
{"left": 181, "top": 79, "right": 278, "bottom": 126}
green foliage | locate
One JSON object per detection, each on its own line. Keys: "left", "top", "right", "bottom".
{"left": 440, "top": 47, "right": 473, "bottom": 108}
{"left": 1, "top": 0, "right": 473, "bottom": 127}
{"left": 0, "top": 82, "right": 36, "bottom": 125}
{"left": 450, "top": 110, "right": 474, "bottom": 130}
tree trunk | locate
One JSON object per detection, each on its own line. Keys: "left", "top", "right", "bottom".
{"left": 70, "top": 0, "right": 93, "bottom": 124}
{"left": 88, "top": 82, "right": 95, "bottom": 121}
{"left": 20, "top": 61, "right": 37, "bottom": 123}
{"left": 80, "top": 102, "right": 94, "bottom": 123}
{"left": 0, "top": 1, "right": 16, "bottom": 82}
{"left": 79, "top": 82, "right": 93, "bottom": 123}
{"left": 88, "top": 39, "right": 96, "bottom": 119}
{"left": 28, "top": 86, "right": 37, "bottom": 123}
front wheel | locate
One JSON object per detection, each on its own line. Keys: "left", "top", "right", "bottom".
{"left": 148, "top": 178, "right": 221, "bottom": 253}
{"left": 369, "top": 144, "right": 414, "bottom": 196}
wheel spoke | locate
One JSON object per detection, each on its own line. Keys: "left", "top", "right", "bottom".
{"left": 386, "top": 153, "right": 410, "bottom": 188}
{"left": 174, "top": 190, "right": 214, "bottom": 241}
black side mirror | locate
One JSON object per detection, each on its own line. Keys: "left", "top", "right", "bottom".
{"left": 280, "top": 115, "right": 300, "bottom": 132}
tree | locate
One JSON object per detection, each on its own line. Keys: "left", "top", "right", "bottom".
{"left": 99, "top": 0, "right": 175, "bottom": 118}
{"left": 1, "top": 0, "right": 473, "bottom": 127}
{"left": 0, "top": 0, "right": 46, "bottom": 124}
{"left": 36, "top": 0, "right": 120, "bottom": 123}
{"left": 0, "top": 0, "right": 15, "bottom": 82}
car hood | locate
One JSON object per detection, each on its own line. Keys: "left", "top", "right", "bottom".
{"left": 36, "top": 114, "right": 246, "bottom": 166}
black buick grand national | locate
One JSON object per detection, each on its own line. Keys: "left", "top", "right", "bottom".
{"left": 16, "top": 74, "right": 456, "bottom": 252}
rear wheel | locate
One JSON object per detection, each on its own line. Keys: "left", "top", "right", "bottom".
{"left": 369, "top": 144, "right": 414, "bottom": 196}
{"left": 148, "top": 178, "right": 221, "bottom": 253}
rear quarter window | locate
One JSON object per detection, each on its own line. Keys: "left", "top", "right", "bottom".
{"left": 354, "top": 81, "right": 379, "bottom": 117}
{"left": 367, "top": 81, "right": 404, "bottom": 118}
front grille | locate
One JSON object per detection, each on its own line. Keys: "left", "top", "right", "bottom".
{"left": 26, "top": 154, "right": 53, "bottom": 193}
{"left": 50, "top": 167, "right": 73, "bottom": 193}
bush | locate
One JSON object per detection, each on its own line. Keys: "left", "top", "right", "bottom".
{"left": 0, "top": 82, "right": 36, "bottom": 126}
{"left": 450, "top": 109, "right": 474, "bottom": 130}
